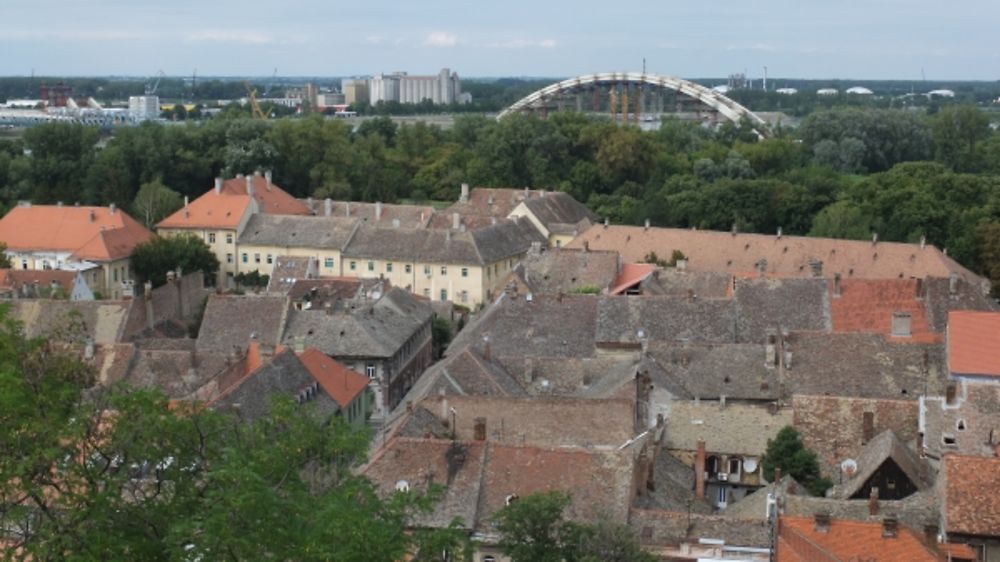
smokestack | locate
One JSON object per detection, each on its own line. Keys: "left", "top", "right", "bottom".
{"left": 695, "top": 440, "right": 706, "bottom": 499}
{"left": 460, "top": 183, "right": 469, "bottom": 203}
{"left": 214, "top": 177, "right": 223, "bottom": 194}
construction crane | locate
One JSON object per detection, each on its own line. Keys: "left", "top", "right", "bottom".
{"left": 244, "top": 81, "right": 267, "bottom": 120}
{"left": 145, "top": 70, "right": 165, "bottom": 95}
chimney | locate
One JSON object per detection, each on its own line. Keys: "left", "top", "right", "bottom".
{"left": 833, "top": 273, "right": 842, "bottom": 298}
{"left": 482, "top": 335, "right": 491, "bottom": 361}
{"left": 324, "top": 198, "right": 333, "bottom": 217}
{"left": 777, "top": 226, "right": 782, "bottom": 239}
{"left": 109, "top": 203, "right": 116, "bottom": 214}
{"left": 868, "top": 487, "right": 879, "bottom": 515}
{"left": 583, "top": 240, "right": 589, "bottom": 253}
{"left": 473, "top": 417, "right": 486, "bottom": 440}
{"left": 604, "top": 217, "right": 609, "bottom": 228}
{"left": 324, "top": 301, "right": 333, "bottom": 316}
{"left": 214, "top": 177, "right": 223, "bottom": 194}
{"left": 945, "top": 383, "right": 957, "bottom": 405}
{"left": 89, "top": 210, "right": 96, "bottom": 223}
{"left": 809, "top": 259, "right": 823, "bottom": 278}
{"left": 144, "top": 281, "right": 154, "bottom": 330}
{"left": 375, "top": 201, "right": 383, "bottom": 221}
{"left": 872, "top": 232, "right": 878, "bottom": 246}
{"left": 920, "top": 235, "right": 926, "bottom": 250}
{"left": 732, "top": 222, "right": 738, "bottom": 236}
{"left": 695, "top": 440, "right": 706, "bottom": 499}
{"left": 184, "top": 195, "right": 189, "bottom": 208}
{"left": 881, "top": 516, "right": 898, "bottom": 538}
{"left": 644, "top": 218, "right": 650, "bottom": 230}
{"left": 392, "top": 218, "right": 400, "bottom": 228}
{"left": 264, "top": 170, "right": 272, "bottom": 191}
{"left": 863, "top": 411, "right": 875, "bottom": 443}
{"left": 246, "top": 175, "right": 254, "bottom": 196}
{"left": 923, "top": 524, "right": 939, "bottom": 545}
{"left": 294, "top": 336, "right": 305, "bottom": 354}
{"left": 345, "top": 201, "right": 351, "bottom": 216}
{"left": 460, "top": 183, "right": 469, "bottom": 203}
{"left": 452, "top": 212, "right": 460, "bottom": 230}
{"left": 813, "top": 512, "right": 831, "bottom": 533}
{"left": 948, "top": 273, "right": 959, "bottom": 296}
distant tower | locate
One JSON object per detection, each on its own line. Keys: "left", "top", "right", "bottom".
{"left": 763, "top": 66, "right": 768, "bottom": 92}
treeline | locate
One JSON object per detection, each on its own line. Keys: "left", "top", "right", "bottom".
{"left": 1, "top": 106, "right": 999, "bottom": 289}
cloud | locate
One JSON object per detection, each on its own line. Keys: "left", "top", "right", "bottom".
{"left": 424, "top": 32, "right": 458, "bottom": 47}
{"left": 365, "top": 35, "right": 384, "bottom": 45}
{"left": 487, "top": 38, "right": 557, "bottom": 49}
{"left": 184, "top": 30, "right": 277, "bottom": 45}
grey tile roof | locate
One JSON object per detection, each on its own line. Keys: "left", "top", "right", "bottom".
{"left": 512, "top": 248, "right": 619, "bottom": 294}
{"left": 630, "top": 508, "right": 772, "bottom": 548}
{"left": 120, "top": 343, "right": 231, "bottom": 399}
{"left": 266, "top": 256, "right": 316, "bottom": 293}
{"left": 282, "top": 287, "right": 432, "bottom": 359}
{"left": 237, "top": 214, "right": 359, "bottom": 249}
{"left": 644, "top": 342, "right": 781, "bottom": 401}
{"left": 829, "top": 430, "right": 929, "bottom": 499}
{"left": 7, "top": 300, "right": 130, "bottom": 344}
{"left": 195, "top": 294, "right": 289, "bottom": 353}
{"left": 595, "top": 296, "right": 737, "bottom": 345}
{"left": 211, "top": 350, "right": 339, "bottom": 422}
{"left": 784, "top": 333, "right": 948, "bottom": 399}
{"left": 634, "top": 450, "right": 715, "bottom": 513}
{"left": 520, "top": 192, "right": 598, "bottom": 227}
{"left": 733, "top": 277, "right": 831, "bottom": 343}
{"left": 664, "top": 401, "right": 793, "bottom": 457}
{"left": 469, "top": 219, "right": 547, "bottom": 264}
{"left": 638, "top": 270, "right": 733, "bottom": 298}
{"left": 923, "top": 276, "right": 999, "bottom": 333}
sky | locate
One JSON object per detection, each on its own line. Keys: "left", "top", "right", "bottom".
{"left": 1, "top": 0, "right": 999, "bottom": 80}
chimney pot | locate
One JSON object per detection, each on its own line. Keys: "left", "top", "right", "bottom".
{"left": 184, "top": 195, "right": 189, "bottom": 208}
{"left": 872, "top": 232, "right": 879, "bottom": 246}
{"left": 604, "top": 217, "right": 609, "bottom": 228}
{"left": 482, "top": 335, "right": 491, "bottom": 361}
{"left": 920, "top": 235, "right": 926, "bottom": 250}
{"left": 214, "top": 177, "right": 223, "bottom": 194}
{"left": 732, "top": 222, "right": 738, "bottom": 236}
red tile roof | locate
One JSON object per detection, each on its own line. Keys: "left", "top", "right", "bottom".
{"left": 0, "top": 268, "right": 78, "bottom": 290}
{"left": 0, "top": 205, "right": 152, "bottom": 261}
{"left": 218, "top": 174, "right": 311, "bottom": 216}
{"left": 778, "top": 516, "right": 941, "bottom": 561}
{"left": 942, "top": 455, "right": 1000, "bottom": 537}
{"left": 831, "top": 279, "right": 939, "bottom": 343}
{"left": 157, "top": 192, "right": 253, "bottom": 230}
{"left": 939, "top": 542, "right": 977, "bottom": 561}
{"left": 567, "top": 225, "right": 979, "bottom": 282}
{"left": 298, "top": 348, "right": 369, "bottom": 408}
{"left": 609, "top": 263, "right": 655, "bottom": 295}
{"left": 948, "top": 311, "right": 1000, "bottom": 377}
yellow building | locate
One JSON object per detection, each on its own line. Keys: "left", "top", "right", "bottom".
{"left": 341, "top": 219, "right": 545, "bottom": 307}
{"left": 236, "top": 214, "right": 360, "bottom": 279}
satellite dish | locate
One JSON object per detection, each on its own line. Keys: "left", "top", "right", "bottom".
{"left": 744, "top": 458, "right": 759, "bottom": 473}
{"left": 840, "top": 459, "right": 858, "bottom": 477}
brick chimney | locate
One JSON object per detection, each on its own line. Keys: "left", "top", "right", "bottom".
{"left": 814, "top": 512, "right": 831, "bottom": 533}
{"left": 695, "top": 440, "right": 706, "bottom": 500}
{"left": 881, "top": 515, "right": 898, "bottom": 538}
{"left": 868, "top": 487, "right": 879, "bottom": 515}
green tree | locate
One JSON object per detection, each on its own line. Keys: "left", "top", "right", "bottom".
{"left": 0, "top": 305, "right": 451, "bottom": 561}
{"left": 130, "top": 234, "right": 220, "bottom": 287}
{"left": 762, "top": 426, "right": 833, "bottom": 497}
{"left": 131, "top": 179, "right": 184, "bottom": 228}
{"left": 0, "top": 242, "right": 11, "bottom": 269}
{"left": 22, "top": 122, "right": 99, "bottom": 203}
{"left": 493, "top": 491, "right": 655, "bottom": 562}
{"left": 431, "top": 316, "right": 452, "bottom": 359}
{"left": 975, "top": 221, "right": 1000, "bottom": 297}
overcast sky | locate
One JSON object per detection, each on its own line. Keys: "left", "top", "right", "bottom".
{"left": 2, "top": 0, "right": 998, "bottom": 80}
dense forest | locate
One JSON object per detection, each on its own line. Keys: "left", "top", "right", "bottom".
{"left": 1, "top": 104, "right": 999, "bottom": 291}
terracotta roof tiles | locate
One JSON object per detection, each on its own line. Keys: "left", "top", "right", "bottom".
{"left": 297, "top": 348, "right": 369, "bottom": 408}
{"left": 0, "top": 204, "right": 152, "bottom": 262}
{"left": 778, "top": 516, "right": 941, "bottom": 561}
{"left": 948, "top": 311, "right": 1000, "bottom": 378}
{"left": 942, "top": 455, "right": 1000, "bottom": 537}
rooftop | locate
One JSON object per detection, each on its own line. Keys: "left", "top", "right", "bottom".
{"left": 0, "top": 204, "right": 152, "bottom": 261}
{"left": 237, "top": 214, "right": 359, "bottom": 250}
{"left": 507, "top": 247, "right": 620, "bottom": 295}
{"left": 777, "top": 515, "right": 941, "bottom": 561}
{"left": 566, "top": 224, "right": 981, "bottom": 283}
{"left": 217, "top": 173, "right": 312, "bottom": 216}
{"left": 948, "top": 310, "right": 1000, "bottom": 378}
{"left": 157, "top": 192, "right": 254, "bottom": 230}
{"left": 942, "top": 454, "right": 1000, "bottom": 537}
{"left": 195, "top": 294, "right": 289, "bottom": 353}
{"left": 297, "top": 348, "right": 369, "bottom": 408}
{"left": 664, "top": 401, "right": 792, "bottom": 456}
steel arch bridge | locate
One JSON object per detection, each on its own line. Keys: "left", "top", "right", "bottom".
{"left": 497, "top": 72, "right": 770, "bottom": 137}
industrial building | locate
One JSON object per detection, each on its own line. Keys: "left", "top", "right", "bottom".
{"left": 366, "top": 68, "right": 469, "bottom": 106}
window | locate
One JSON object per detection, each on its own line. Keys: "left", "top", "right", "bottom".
{"left": 556, "top": 239, "right": 562, "bottom": 248}
{"left": 891, "top": 312, "right": 912, "bottom": 337}
{"left": 461, "top": 267, "right": 468, "bottom": 278}
{"left": 226, "top": 253, "right": 233, "bottom": 264}
{"left": 440, "top": 289, "right": 448, "bottom": 301}
{"left": 717, "top": 486, "right": 727, "bottom": 505}
{"left": 461, "top": 290, "right": 469, "bottom": 304}
{"left": 423, "top": 288, "right": 430, "bottom": 298}
{"left": 350, "top": 261, "right": 357, "bottom": 271}
{"left": 365, "top": 363, "right": 376, "bottom": 379}
{"left": 424, "top": 265, "right": 431, "bottom": 276}
{"left": 484, "top": 557, "right": 496, "bottom": 562}
{"left": 367, "top": 261, "right": 374, "bottom": 272}
{"left": 254, "top": 254, "right": 261, "bottom": 264}
{"left": 729, "top": 458, "right": 741, "bottom": 474}
{"left": 208, "top": 233, "right": 216, "bottom": 243}
{"left": 242, "top": 253, "right": 248, "bottom": 263}
{"left": 226, "top": 233, "right": 233, "bottom": 244}
{"left": 440, "top": 266, "right": 447, "bottom": 275}
{"left": 113, "top": 269, "right": 118, "bottom": 282}
{"left": 405, "top": 264, "right": 412, "bottom": 274}
{"left": 21, "top": 260, "right": 27, "bottom": 270}
{"left": 386, "top": 263, "right": 393, "bottom": 273}
{"left": 324, "top": 257, "right": 334, "bottom": 269}
{"left": 266, "top": 254, "right": 273, "bottom": 265}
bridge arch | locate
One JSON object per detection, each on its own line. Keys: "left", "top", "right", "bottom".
{"left": 497, "top": 72, "right": 770, "bottom": 137}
